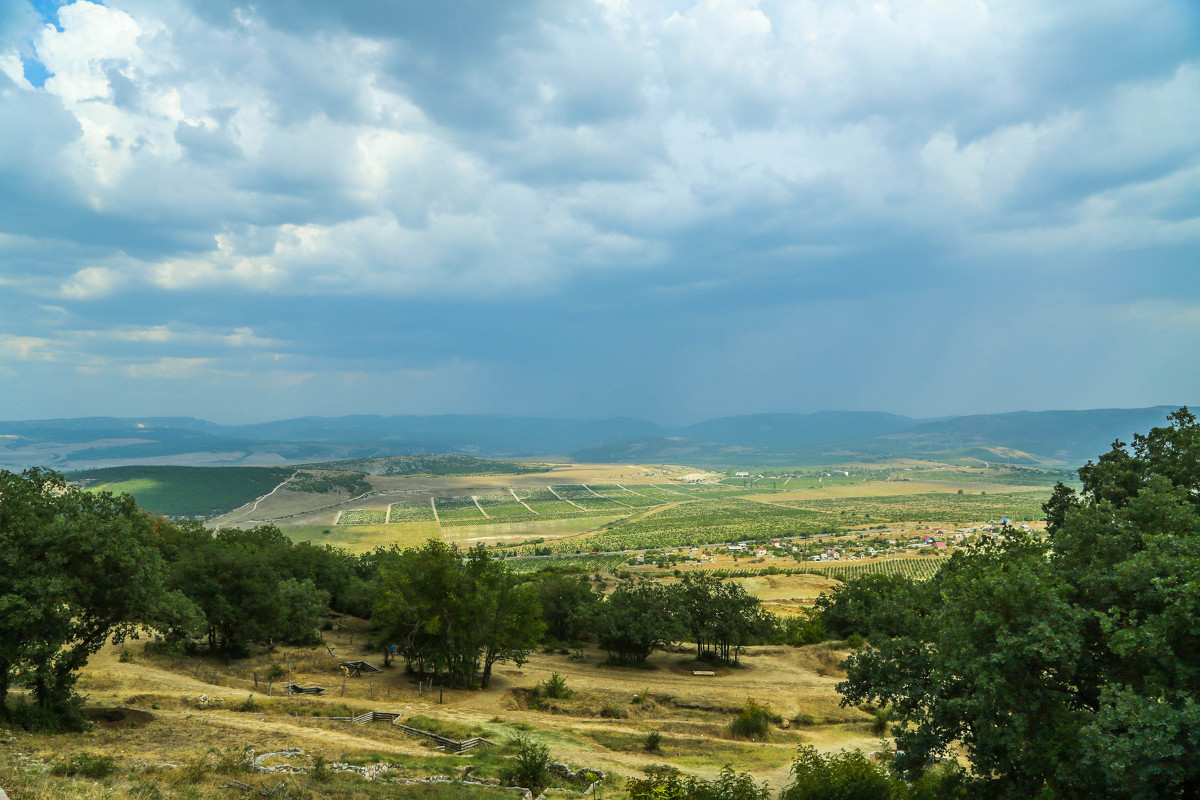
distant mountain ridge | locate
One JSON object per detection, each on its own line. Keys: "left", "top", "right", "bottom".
{"left": 0, "top": 406, "right": 1186, "bottom": 470}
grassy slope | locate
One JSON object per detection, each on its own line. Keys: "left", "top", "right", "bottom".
{"left": 68, "top": 465, "right": 295, "bottom": 518}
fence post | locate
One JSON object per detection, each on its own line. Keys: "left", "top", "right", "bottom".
{"left": 439, "top": 685, "right": 443, "bottom": 704}
{"left": 341, "top": 680, "right": 346, "bottom": 697}
{"left": 370, "top": 680, "right": 374, "bottom": 700}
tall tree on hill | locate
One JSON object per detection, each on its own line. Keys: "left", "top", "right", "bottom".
{"left": 163, "top": 524, "right": 330, "bottom": 655}
{"left": 592, "top": 580, "right": 680, "bottom": 664}
{"left": 671, "top": 574, "right": 770, "bottom": 663}
{"left": 837, "top": 408, "right": 1200, "bottom": 799}
{"left": 371, "top": 541, "right": 542, "bottom": 687}
{"left": 0, "top": 469, "right": 179, "bottom": 725}
{"left": 536, "top": 573, "right": 599, "bottom": 642}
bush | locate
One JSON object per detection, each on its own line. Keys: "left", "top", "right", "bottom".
{"left": 505, "top": 733, "right": 550, "bottom": 793}
{"left": 599, "top": 702, "right": 627, "bottom": 719}
{"left": 235, "top": 694, "right": 259, "bottom": 713}
{"left": 541, "top": 672, "right": 573, "bottom": 699}
{"left": 118, "top": 647, "right": 135, "bottom": 663}
{"left": 51, "top": 752, "right": 117, "bottom": 778}
{"left": 629, "top": 765, "right": 769, "bottom": 800}
{"left": 265, "top": 663, "right": 287, "bottom": 680}
{"left": 846, "top": 633, "right": 867, "bottom": 650}
{"left": 782, "top": 745, "right": 895, "bottom": 800}
{"left": 728, "top": 699, "right": 774, "bottom": 741}
{"left": 644, "top": 731, "right": 663, "bottom": 752}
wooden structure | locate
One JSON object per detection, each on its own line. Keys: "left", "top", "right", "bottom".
{"left": 287, "top": 682, "right": 325, "bottom": 696}
{"left": 340, "top": 660, "right": 381, "bottom": 677}
{"left": 328, "top": 710, "right": 495, "bottom": 753}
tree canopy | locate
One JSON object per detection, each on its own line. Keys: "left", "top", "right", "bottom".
{"left": 371, "top": 540, "right": 544, "bottom": 687}
{"left": 0, "top": 469, "right": 177, "bottom": 725}
{"left": 837, "top": 408, "right": 1200, "bottom": 799}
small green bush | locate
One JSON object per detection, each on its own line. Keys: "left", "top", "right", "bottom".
{"left": 541, "top": 672, "right": 573, "bottom": 699}
{"left": 504, "top": 734, "right": 550, "bottom": 793}
{"left": 644, "top": 731, "right": 663, "bottom": 752}
{"left": 729, "top": 699, "right": 774, "bottom": 741}
{"left": 599, "top": 702, "right": 627, "bottom": 719}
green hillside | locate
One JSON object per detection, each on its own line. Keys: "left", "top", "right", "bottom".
{"left": 68, "top": 465, "right": 295, "bottom": 519}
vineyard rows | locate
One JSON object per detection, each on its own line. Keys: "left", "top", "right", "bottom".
{"left": 338, "top": 509, "right": 386, "bottom": 525}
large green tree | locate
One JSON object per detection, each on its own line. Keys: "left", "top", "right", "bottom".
{"left": 371, "top": 541, "right": 543, "bottom": 687}
{"left": 672, "top": 574, "right": 770, "bottom": 664}
{"left": 164, "top": 525, "right": 330, "bottom": 655}
{"left": 837, "top": 408, "right": 1200, "bottom": 799}
{"left": 0, "top": 469, "right": 178, "bottom": 723}
{"left": 592, "top": 580, "right": 680, "bottom": 664}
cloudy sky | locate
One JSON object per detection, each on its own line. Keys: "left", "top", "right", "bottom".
{"left": 1, "top": 0, "right": 1198, "bottom": 425}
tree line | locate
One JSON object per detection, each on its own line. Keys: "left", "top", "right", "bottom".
{"left": 0, "top": 471, "right": 794, "bottom": 728}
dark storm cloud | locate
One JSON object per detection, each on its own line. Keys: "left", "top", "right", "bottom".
{"left": 0, "top": 0, "right": 1198, "bottom": 422}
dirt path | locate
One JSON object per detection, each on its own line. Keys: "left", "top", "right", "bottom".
{"left": 430, "top": 497, "right": 441, "bottom": 524}
{"left": 471, "top": 496, "right": 492, "bottom": 519}
{"left": 510, "top": 488, "right": 537, "bottom": 514}
{"left": 583, "top": 485, "right": 630, "bottom": 508}
{"left": 617, "top": 485, "right": 654, "bottom": 500}
{"left": 547, "top": 486, "right": 586, "bottom": 510}
{"left": 217, "top": 471, "right": 298, "bottom": 526}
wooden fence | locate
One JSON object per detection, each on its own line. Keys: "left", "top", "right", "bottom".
{"left": 327, "top": 710, "right": 495, "bottom": 753}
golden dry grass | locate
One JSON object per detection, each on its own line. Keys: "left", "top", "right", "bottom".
{"left": 1, "top": 605, "right": 881, "bottom": 799}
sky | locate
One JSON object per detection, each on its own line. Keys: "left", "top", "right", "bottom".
{"left": 0, "top": 0, "right": 1198, "bottom": 425}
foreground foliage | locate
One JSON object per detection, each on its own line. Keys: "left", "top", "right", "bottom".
{"left": 0, "top": 469, "right": 176, "bottom": 725}
{"left": 838, "top": 408, "right": 1200, "bottom": 799}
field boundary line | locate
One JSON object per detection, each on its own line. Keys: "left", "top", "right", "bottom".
{"left": 471, "top": 496, "right": 491, "bottom": 519}
{"left": 584, "top": 484, "right": 631, "bottom": 507}
{"left": 510, "top": 488, "right": 538, "bottom": 514}
{"left": 547, "top": 486, "right": 586, "bottom": 510}
{"left": 617, "top": 484, "right": 655, "bottom": 500}
{"left": 250, "top": 470, "right": 298, "bottom": 512}
{"left": 333, "top": 510, "right": 343, "bottom": 525}
{"left": 430, "top": 498, "right": 440, "bottom": 526}
{"left": 384, "top": 503, "right": 392, "bottom": 524}
{"left": 783, "top": 476, "right": 793, "bottom": 486}
{"left": 654, "top": 484, "right": 691, "bottom": 496}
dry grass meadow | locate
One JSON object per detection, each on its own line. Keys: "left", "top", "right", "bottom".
{"left": 0, "top": 589, "right": 881, "bottom": 800}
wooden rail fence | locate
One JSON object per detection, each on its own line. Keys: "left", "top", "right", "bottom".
{"left": 327, "top": 710, "right": 495, "bottom": 753}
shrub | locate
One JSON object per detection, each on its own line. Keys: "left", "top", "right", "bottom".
{"left": 782, "top": 745, "right": 895, "bottom": 800}
{"left": 118, "top": 647, "right": 135, "bottom": 663}
{"left": 728, "top": 699, "right": 774, "bottom": 741}
{"left": 629, "top": 765, "right": 768, "bottom": 800}
{"left": 644, "top": 731, "right": 663, "bottom": 752}
{"left": 235, "top": 694, "right": 259, "bottom": 713}
{"left": 599, "top": 702, "right": 627, "bottom": 719}
{"left": 265, "top": 664, "right": 287, "bottom": 680}
{"left": 51, "top": 753, "right": 117, "bottom": 779}
{"left": 541, "top": 672, "right": 573, "bottom": 699}
{"left": 505, "top": 734, "right": 550, "bottom": 792}
{"left": 846, "top": 633, "right": 867, "bottom": 650}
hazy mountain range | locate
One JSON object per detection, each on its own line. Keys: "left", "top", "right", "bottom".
{"left": 0, "top": 406, "right": 1186, "bottom": 471}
